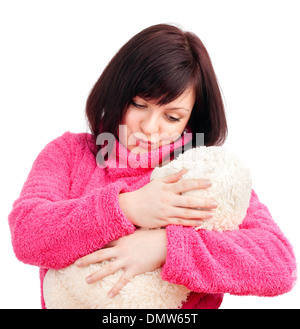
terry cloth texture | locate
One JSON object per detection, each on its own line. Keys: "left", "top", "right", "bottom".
{"left": 8, "top": 131, "right": 297, "bottom": 308}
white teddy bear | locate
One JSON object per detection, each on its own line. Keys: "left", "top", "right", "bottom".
{"left": 43, "top": 146, "right": 252, "bottom": 309}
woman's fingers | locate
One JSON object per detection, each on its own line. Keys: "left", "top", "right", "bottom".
{"left": 171, "top": 178, "right": 212, "bottom": 194}
{"left": 170, "top": 207, "right": 214, "bottom": 221}
{"left": 160, "top": 169, "right": 188, "bottom": 183}
{"left": 174, "top": 194, "right": 219, "bottom": 210}
{"left": 108, "top": 271, "right": 134, "bottom": 298}
{"left": 163, "top": 194, "right": 219, "bottom": 226}
{"left": 74, "top": 248, "right": 116, "bottom": 267}
{"left": 84, "top": 259, "right": 134, "bottom": 299}
{"left": 85, "top": 259, "right": 124, "bottom": 285}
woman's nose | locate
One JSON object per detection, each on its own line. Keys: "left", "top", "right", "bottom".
{"left": 140, "top": 113, "right": 159, "bottom": 135}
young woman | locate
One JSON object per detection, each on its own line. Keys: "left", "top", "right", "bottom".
{"left": 8, "top": 24, "right": 296, "bottom": 309}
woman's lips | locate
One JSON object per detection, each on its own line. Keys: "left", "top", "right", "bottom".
{"left": 134, "top": 137, "right": 159, "bottom": 149}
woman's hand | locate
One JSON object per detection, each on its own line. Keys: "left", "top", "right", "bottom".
{"left": 119, "top": 169, "right": 219, "bottom": 229}
{"left": 74, "top": 229, "right": 167, "bottom": 298}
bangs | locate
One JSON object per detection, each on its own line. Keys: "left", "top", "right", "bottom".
{"left": 133, "top": 59, "right": 197, "bottom": 106}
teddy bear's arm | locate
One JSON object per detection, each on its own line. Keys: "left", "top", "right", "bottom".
{"left": 160, "top": 190, "right": 297, "bottom": 297}
{"left": 8, "top": 132, "right": 136, "bottom": 270}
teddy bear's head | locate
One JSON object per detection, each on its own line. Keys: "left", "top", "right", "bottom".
{"left": 150, "top": 146, "right": 252, "bottom": 231}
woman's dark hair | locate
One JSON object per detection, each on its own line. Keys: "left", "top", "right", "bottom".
{"left": 85, "top": 24, "right": 227, "bottom": 153}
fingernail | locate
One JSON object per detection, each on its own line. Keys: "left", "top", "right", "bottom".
{"left": 86, "top": 276, "right": 93, "bottom": 284}
{"left": 108, "top": 292, "right": 114, "bottom": 298}
{"left": 204, "top": 180, "right": 212, "bottom": 187}
{"left": 211, "top": 201, "right": 219, "bottom": 208}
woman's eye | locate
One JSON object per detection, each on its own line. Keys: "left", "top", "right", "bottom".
{"left": 132, "top": 101, "right": 146, "bottom": 109}
{"left": 167, "top": 115, "right": 180, "bottom": 122}
{"left": 132, "top": 101, "right": 180, "bottom": 122}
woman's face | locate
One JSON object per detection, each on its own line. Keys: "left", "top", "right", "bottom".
{"left": 119, "top": 87, "right": 195, "bottom": 154}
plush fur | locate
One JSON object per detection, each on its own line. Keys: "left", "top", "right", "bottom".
{"left": 43, "top": 146, "right": 252, "bottom": 309}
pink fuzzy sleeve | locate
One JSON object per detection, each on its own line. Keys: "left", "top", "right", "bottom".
{"left": 8, "top": 132, "right": 135, "bottom": 269}
{"left": 161, "top": 190, "right": 297, "bottom": 296}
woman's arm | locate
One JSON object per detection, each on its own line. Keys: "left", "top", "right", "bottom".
{"left": 8, "top": 132, "right": 135, "bottom": 269}
{"left": 161, "top": 190, "right": 297, "bottom": 297}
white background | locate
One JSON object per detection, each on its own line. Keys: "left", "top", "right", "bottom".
{"left": 0, "top": 0, "right": 299, "bottom": 309}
